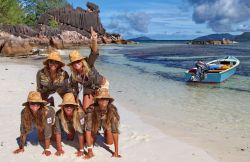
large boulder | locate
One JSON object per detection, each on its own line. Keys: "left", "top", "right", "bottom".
{"left": 50, "top": 31, "right": 89, "bottom": 49}
{"left": 1, "top": 38, "right": 37, "bottom": 56}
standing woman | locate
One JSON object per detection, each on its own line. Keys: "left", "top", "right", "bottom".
{"left": 36, "top": 50, "right": 70, "bottom": 106}
{"left": 54, "top": 93, "right": 86, "bottom": 157}
{"left": 13, "top": 91, "right": 55, "bottom": 156}
{"left": 68, "top": 27, "right": 109, "bottom": 112}
{"left": 85, "top": 88, "right": 121, "bottom": 159}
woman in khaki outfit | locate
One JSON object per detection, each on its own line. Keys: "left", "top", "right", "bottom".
{"left": 13, "top": 91, "right": 55, "bottom": 156}
{"left": 36, "top": 51, "right": 71, "bottom": 106}
{"left": 68, "top": 27, "right": 109, "bottom": 112}
{"left": 85, "top": 88, "right": 121, "bottom": 159}
{"left": 54, "top": 93, "right": 86, "bottom": 157}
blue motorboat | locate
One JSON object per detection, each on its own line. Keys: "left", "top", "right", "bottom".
{"left": 185, "top": 56, "right": 240, "bottom": 83}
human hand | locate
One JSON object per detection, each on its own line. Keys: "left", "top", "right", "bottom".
{"left": 55, "top": 149, "right": 64, "bottom": 156}
{"left": 75, "top": 150, "right": 84, "bottom": 157}
{"left": 42, "top": 149, "right": 51, "bottom": 156}
{"left": 112, "top": 152, "right": 121, "bottom": 158}
{"left": 90, "top": 26, "right": 97, "bottom": 40}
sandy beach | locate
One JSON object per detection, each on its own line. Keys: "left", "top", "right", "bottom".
{"left": 0, "top": 57, "right": 217, "bottom": 162}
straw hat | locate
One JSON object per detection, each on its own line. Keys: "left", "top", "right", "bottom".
{"left": 43, "top": 51, "right": 65, "bottom": 66}
{"left": 22, "top": 91, "right": 47, "bottom": 106}
{"left": 95, "top": 88, "right": 114, "bottom": 102}
{"left": 67, "top": 50, "right": 86, "bottom": 66}
{"left": 59, "top": 93, "right": 78, "bottom": 107}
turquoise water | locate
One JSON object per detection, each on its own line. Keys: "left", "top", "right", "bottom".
{"left": 79, "top": 42, "right": 250, "bottom": 162}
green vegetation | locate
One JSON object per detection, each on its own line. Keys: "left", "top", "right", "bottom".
{"left": 48, "top": 19, "right": 59, "bottom": 29}
{"left": 0, "top": 0, "right": 67, "bottom": 26}
{"left": 0, "top": 0, "right": 24, "bottom": 25}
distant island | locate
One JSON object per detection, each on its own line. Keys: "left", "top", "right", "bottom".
{"left": 192, "top": 32, "right": 250, "bottom": 45}
{"left": 128, "top": 36, "right": 154, "bottom": 41}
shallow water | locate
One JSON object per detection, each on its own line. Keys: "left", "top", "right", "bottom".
{"left": 85, "top": 42, "right": 250, "bottom": 162}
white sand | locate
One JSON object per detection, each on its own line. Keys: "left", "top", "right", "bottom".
{"left": 0, "top": 58, "right": 216, "bottom": 162}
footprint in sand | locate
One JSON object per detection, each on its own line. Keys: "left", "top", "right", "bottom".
{"left": 129, "top": 131, "right": 151, "bottom": 142}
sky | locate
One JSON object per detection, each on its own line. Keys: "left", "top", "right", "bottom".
{"left": 67, "top": 0, "right": 250, "bottom": 40}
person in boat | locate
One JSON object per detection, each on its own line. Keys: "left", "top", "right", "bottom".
{"left": 36, "top": 51, "right": 71, "bottom": 106}
{"left": 84, "top": 88, "right": 121, "bottom": 159}
{"left": 54, "top": 93, "right": 86, "bottom": 157}
{"left": 68, "top": 27, "right": 109, "bottom": 112}
{"left": 13, "top": 91, "right": 55, "bottom": 156}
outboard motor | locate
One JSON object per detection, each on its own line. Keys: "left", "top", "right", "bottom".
{"left": 191, "top": 60, "right": 209, "bottom": 81}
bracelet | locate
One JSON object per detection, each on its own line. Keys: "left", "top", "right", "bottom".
{"left": 86, "top": 146, "right": 93, "bottom": 150}
{"left": 44, "top": 148, "right": 51, "bottom": 152}
{"left": 79, "top": 149, "right": 84, "bottom": 152}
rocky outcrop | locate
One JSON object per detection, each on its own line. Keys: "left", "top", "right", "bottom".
{"left": 191, "top": 39, "right": 233, "bottom": 45}
{"left": 0, "top": 2, "right": 135, "bottom": 56}
{"left": 1, "top": 38, "right": 37, "bottom": 56}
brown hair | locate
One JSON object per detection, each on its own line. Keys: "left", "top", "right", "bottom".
{"left": 60, "top": 107, "right": 83, "bottom": 134}
{"left": 91, "top": 103, "right": 120, "bottom": 134}
{"left": 22, "top": 105, "right": 49, "bottom": 134}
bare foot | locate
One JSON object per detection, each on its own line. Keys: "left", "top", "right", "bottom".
{"left": 13, "top": 148, "right": 24, "bottom": 154}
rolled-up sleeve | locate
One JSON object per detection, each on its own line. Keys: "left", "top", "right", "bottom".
{"left": 87, "top": 50, "right": 99, "bottom": 68}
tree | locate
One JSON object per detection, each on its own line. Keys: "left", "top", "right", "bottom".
{"left": 22, "top": 0, "right": 68, "bottom": 26}
{"left": 0, "top": 0, "right": 24, "bottom": 25}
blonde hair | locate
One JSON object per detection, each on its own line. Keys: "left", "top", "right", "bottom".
{"left": 60, "top": 107, "right": 83, "bottom": 134}
{"left": 70, "top": 59, "right": 91, "bottom": 82}
{"left": 22, "top": 105, "right": 49, "bottom": 134}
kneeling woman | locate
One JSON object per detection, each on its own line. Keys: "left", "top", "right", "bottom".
{"left": 36, "top": 50, "right": 70, "bottom": 106}
{"left": 13, "top": 91, "right": 55, "bottom": 156}
{"left": 68, "top": 28, "right": 109, "bottom": 112}
{"left": 54, "top": 93, "right": 86, "bottom": 156}
{"left": 85, "top": 88, "right": 121, "bottom": 159}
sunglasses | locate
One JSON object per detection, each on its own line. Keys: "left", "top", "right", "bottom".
{"left": 29, "top": 102, "right": 41, "bottom": 106}
{"left": 64, "top": 105, "right": 76, "bottom": 109}
{"left": 49, "top": 60, "right": 59, "bottom": 65}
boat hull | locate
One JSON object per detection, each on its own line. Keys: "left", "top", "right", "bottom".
{"left": 185, "top": 56, "right": 239, "bottom": 83}
{"left": 185, "top": 67, "right": 237, "bottom": 83}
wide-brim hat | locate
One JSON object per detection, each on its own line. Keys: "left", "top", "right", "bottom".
{"left": 43, "top": 51, "right": 65, "bottom": 67}
{"left": 59, "top": 93, "right": 79, "bottom": 107}
{"left": 67, "top": 50, "right": 86, "bottom": 66}
{"left": 22, "top": 91, "right": 47, "bottom": 106}
{"left": 95, "top": 88, "right": 114, "bottom": 102}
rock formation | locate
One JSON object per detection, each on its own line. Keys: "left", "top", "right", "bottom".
{"left": 0, "top": 2, "right": 134, "bottom": 56}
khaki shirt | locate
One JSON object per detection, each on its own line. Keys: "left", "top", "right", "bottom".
{"left": 20, "top": 106, "right": 55, "bottom": 139}
{"left": 54, "top": 109, "right": 86, "bottom": 134}
{"left": 85, "top": 104, "right": 119, "bottom": 133}
{"left": 36, "top": 67, "right": 71, "bottom": 96}
{"left": 70, "top": 51, "right": 104, "bottom": 96}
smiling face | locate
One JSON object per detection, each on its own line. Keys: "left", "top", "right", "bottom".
{"left": 63, "top": 105, "right": 75, "bottom": 116}
{"left": 97, "top": 98, "right": 109, "bottom": 110}
{"left": 48, "top": 60, "right": 60, "bottom": 71}
{"left": 72, "top": 60, "right": 83, "bottom": 72}
{"left": 29, "top": 102, "right": 41, "bottom": 114}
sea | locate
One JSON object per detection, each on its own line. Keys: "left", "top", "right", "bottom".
{"left": 78, "top": 40, "right": 250, "bottom": 162}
